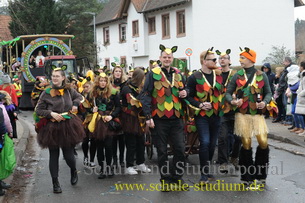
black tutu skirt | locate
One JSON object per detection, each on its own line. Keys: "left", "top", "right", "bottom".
{"left": 37, "top": 115, "right": 85, "bottom": 149}
{"left": 120, "top": 112, "right": 144, "bottom": 135}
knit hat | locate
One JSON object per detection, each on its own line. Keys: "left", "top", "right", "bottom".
{"left": 0, "top": 74, "right": 11, "bottom": 84}
{"left": 0, "top": 92, "right": 5, "bottom": 100}
{"left": 240, "top": 47, "right": 256, "bottom": 63}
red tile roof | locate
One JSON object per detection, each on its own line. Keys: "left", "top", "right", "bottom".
{"left": 0, "top": 15, "right": 12, "bottom": 42}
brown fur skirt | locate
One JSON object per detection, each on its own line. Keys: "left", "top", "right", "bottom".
{"left": 37, "top": 115, "right": 85, "bottom": 149}
{"left": 120, "top": 112, "right": 144, "bottom": 135}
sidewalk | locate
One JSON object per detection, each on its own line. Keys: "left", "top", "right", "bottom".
{"left": 266, "top": 118, "right": 305, "bottom": 148}
{"left": 0, "top": 117, "right": 30, "bottom": 201}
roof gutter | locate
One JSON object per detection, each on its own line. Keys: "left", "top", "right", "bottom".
{"left": 139, "top": 0, "right": 190, "bottom": 13}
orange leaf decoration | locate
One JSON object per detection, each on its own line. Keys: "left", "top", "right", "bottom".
{"left": 172, "top": 95, "right": 179, "bottom": 103}
{"left": 239, "top": 79, "right": 247, "bottom": 86}
{"left": 203, "top": 83, "right": 210, "bottom": 92}
{"left": 158, "top": 87, "right": 165, "bottom": 97}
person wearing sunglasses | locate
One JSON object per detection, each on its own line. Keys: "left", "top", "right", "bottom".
{"left": 186, "top": 48, "right": 224, "bottom": 185}
{"left": 225, "top": 47, "right": 273, "bottom": 188}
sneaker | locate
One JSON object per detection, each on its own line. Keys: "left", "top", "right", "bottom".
{"left": 126, "top": 167, "right": 138, "bottom": 175}
{"left": 83, "top": 157, "right": 89, "bottom": 166}
{"left": 89, "top": 162, "right": 96, "bottom": 168}
{"left": 219, "top": 163, "right": 228, "bottom": 174}
{"left": 136, "top": 164, "right": 151, "bottom": 173}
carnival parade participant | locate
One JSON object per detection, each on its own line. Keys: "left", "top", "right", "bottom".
{"left": 225, "top": 47, "right": 273, "bottom": 186}
{"left": 31, "top": 76, "right": 49, "bottom": 107}
{"left": 12, "top": 75, "right": 22, "bottom": 108}
{"left": 110, "top": 63, "right": 127, "bottom": 167}
{"left": 215, "top": 49, "right": 241, "bottom": 173}
{"left": 0, "top": 92, "right": 13, "bottom": 196}
{"left": 140, "top": 44, "right": 187, "bottom": 191}
{"left": 80, "top": 80, "right": 97, "bottom": 167}
{"left": 186, "top": 48, "right": 224, "bottom": 184}
{"left": 120, "top": 68, "right": 151, "bottom": 175}
{"left": 0, "top": 91, "right": 18, "bottom": 139}
{"left": 86, "top": 73, "right": 121, "bottom": 179}
{"left": 34, "top": 66, "right": 85, "bottom": 193}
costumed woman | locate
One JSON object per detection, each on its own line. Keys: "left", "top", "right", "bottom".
{"left": 86, "top": 73, "right": 121, "bottom": 179}
{"left": 80, "top": 79, "right": 97, "bottom": 167}
{"left": 34, "top": 66, "right": 85, "bottom": 193}
{"left": 110, "top": 63, "right": 127, "bottom": 167}
{"left": 0, "top": 92, "right": 13, "bottom": 196}
{"left": 120, "top": 68, "right": 151, "bottom": 175}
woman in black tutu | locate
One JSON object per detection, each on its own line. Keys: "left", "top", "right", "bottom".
{"left": 120, "top": 68, "right": 151, "bottom": 175}
{"left": 35, "top": 66, "right": 85, "bottom": 193}
{"left": 87, "top": 73, "right": 121, "bottom": 179}
{"left": 110, "top": 63, "right": 127, "bottom": 167}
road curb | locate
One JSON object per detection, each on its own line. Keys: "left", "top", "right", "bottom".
{"left": 14, "top": 118, "right": 31, "bottom": 166}
{"left": 268, "top": 133, "right": 305, "bottom": 148}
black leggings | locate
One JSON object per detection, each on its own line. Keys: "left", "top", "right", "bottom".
{"left": 82, "top": 136, "right": 97, "bottom": 162}
{"left": 49, "top": 147, "right": 76, "bottom": 178}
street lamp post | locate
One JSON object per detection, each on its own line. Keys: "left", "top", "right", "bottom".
{"left": 84, "top": 12, "right": 96, "bottom": 68}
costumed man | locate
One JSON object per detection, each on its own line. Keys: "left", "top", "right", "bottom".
{"left": 216, "top": 49, "right": 241, "bottom": 173}
{"left": 225, "top": 47, "right": 273, "bottom": 186}
{"left": 186, "top": 48, "right": 224, "bottom": 184}
{"left": 140, "top": 44, "right": 188, "bottom": 191}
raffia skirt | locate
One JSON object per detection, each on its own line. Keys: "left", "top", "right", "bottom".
{"left": 37, "top": 115, "right": 85, "bottom": 149}
{"left": 234, "top": 113, "right": 268, "bottom": 139}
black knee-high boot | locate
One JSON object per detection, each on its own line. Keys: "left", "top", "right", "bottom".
{"left": 239, "top": 147, "right": 254, "bottom": 182}
{"left": 254, "top": 146, "right": 269, "bottom": 181}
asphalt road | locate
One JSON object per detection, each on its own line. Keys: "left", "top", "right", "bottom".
{"left": 3, "top": 111, "right": 305, "bottom": 203}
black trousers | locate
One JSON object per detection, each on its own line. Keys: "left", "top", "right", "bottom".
{"left": 154, "top": 118, "right": 185, "bottom": 180}
{"left": 82, "top": 135, "right": 97, "bottom": 162}
{"left": 112, "top": 133, "right": 125, "bottom": 164}
{"left": 125, "top": 133, "right": 145, "bottom": 168}
{"left": 218, "top": 115, "right": 241, "bottom": 164}
{"left": 97, "top": 137, "right": 113, "bottom": 166}
{"left": 49, "top": 147, "right": 76, "bottom": 178}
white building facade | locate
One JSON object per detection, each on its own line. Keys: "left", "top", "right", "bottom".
{"left": 0, "top": 0, "right": 9, "bottom": 7}
{"left": 95, "top": 0, "right": 304, "bottom": 70}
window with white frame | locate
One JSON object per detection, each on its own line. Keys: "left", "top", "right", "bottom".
{"left": 119, "top": 24, "right": 127, "bottom": 43}
{"left": 176, "top": 10, "right": 186, "bottom": 37}
{"left": 103, "top": 27, "right": 110, "bottom": 45}
{"left": 162, "top": 14, "right": 170, "bottom": 39}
